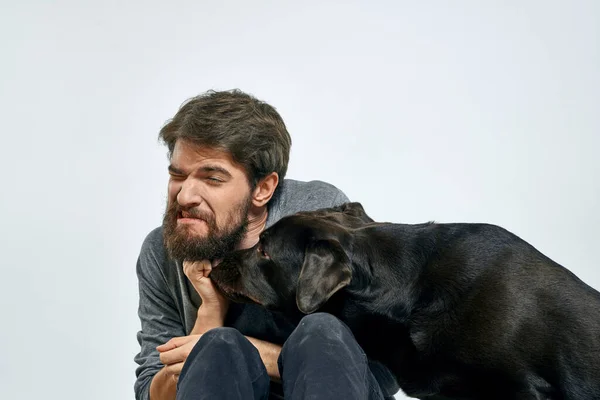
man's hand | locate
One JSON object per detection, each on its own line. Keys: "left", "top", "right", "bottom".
{"left": 183, "top": 260, "right": 227, "bottom": 306}
{"left": 183, "top": 260, "right": 230, "bottom": 333}
{"left": 156, "top": 334, "right": 203, "bottom": 382}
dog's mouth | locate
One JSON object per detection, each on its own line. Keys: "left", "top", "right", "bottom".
{"left": 214, "top": 281, "right": 263, "bottom": 305}
{"left": 209, "top": 267, "right": 263, "bottom": 306}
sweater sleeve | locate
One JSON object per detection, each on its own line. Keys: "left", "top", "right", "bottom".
{"left": 133, "top": 228, "right": 186, "bottom": 400}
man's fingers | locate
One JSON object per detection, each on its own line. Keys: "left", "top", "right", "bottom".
{"left": 165, "top": 362, "right": 184, "bottom": 377}
{"left": 156, "top": 337, "right": 179, "bottom": 352}
{"left": 156, "top": 336, "right": 191, "bottom": 352}
{"left": 156, "top": 342, "right": 175, "bottom": 352}
{"left": 159, "top": 346, "right": 186, "bottom": 365}
{"left": 182, "top": 261, "right": 228, "bottom": 309}
{"left": 158, "top": 334, "right": 202, "bottom": 365}
{"left": 183, "top": 260, "right": 212, "bottom": 279}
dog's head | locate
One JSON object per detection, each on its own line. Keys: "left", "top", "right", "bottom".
{"left": 209, "top": 202, "right": 371, "bottom": 314}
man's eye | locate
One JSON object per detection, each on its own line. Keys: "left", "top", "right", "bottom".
{"left": 206, "top": 177, "right": 224, "bottom": 184}
{"left": 169, "top": 174, "right": 186, "bottom": 181}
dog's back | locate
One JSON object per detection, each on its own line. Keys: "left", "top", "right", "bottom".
{"left": 346, "top": 221, "right": 600, "bottom": 399}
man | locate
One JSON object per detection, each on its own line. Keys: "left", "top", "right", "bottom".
{"left": 134, "top": 89, "right": 399, "bottom": 400}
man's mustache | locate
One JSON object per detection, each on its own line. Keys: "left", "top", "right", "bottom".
{"left": 168, "top": 203, "right": 215, "bottom": 224}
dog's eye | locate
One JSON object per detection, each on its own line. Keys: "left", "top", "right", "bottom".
{"left": 257, "top": 244, "right": 269, "bottom": 259}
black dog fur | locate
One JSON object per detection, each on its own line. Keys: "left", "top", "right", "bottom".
{"left": 209, "top": 202, "right": 600, "bottom": 399}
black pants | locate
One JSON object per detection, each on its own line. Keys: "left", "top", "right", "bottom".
{"left": 176, "top": 313, "right": 386, "bottom": 400}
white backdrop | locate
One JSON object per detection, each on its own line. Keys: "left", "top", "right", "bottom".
{"left": 1, "top": 1, "right": 598, "bottom": 399}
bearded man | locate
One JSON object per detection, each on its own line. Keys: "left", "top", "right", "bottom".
{"left": 133, "top": 89, "right": 399, "bottom": 400}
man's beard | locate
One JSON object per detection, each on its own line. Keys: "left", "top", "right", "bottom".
{"left": 162, "top": 198, "right": 251, "bottom": 262}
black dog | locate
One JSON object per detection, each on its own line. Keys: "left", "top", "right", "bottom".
{"left": 210, "top": 202, "right": 600, "bottom": 399}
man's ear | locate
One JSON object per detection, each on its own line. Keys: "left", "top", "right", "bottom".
{"left": 296, "top": 239, "right": 352, "bottom": 314}
{"left": 251, "top": 172, "right": 279, "bottom": 207}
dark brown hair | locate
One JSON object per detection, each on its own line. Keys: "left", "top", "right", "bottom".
{"left": 159, "top": 89, "right": 292, "bottom": 186}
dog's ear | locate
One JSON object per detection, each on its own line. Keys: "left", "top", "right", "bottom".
{"left": 296, "top": 239, "right": 352, "bottom": 314}
{"left": 341, "top": 202, "right": 374, "bottom": 223}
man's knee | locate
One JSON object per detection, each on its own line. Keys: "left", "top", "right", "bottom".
{"left": 279, "top": 313, "right": 373, "bottom": 396}
{"left": 179, "top": 327, "right": 270, "bottom": 398}
{"left": 293, "top": 312, "right": 348, "bottom": 338}
{"left": 187, "top": 327, "right": 257, "bottom": 368}
{"left": 199, "top": 327, "right": 246, "bottom": 348}
{"left": 284, "top": 312, "right": 355, "bottom": 353}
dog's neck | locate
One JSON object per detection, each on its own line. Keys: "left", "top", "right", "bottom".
{"left": 343, "top": 230, "right": 421, "bottom": 324}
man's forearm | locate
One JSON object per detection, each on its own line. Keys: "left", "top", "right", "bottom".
{"left": 191, "top": 305, "right": 226, "bottom": 335}
{"left": 149, "top": 307, "right": 220, "bottom": 400}
{"left": 246, "top": 336, "right": 282, "bottom": 381}
{"left": 149, "top": 367, "right": 177, "bottom": 400}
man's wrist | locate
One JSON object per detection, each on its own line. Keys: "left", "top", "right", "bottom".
{"left": 191, "top": 305, "right": 226, "bottom": 334}
{"left": 197, "top": 303, "right": 227, "bottom": 323}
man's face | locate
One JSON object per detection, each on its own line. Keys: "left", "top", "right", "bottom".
{"left": 163, "top": 139, "right": 253, "bottom": 261}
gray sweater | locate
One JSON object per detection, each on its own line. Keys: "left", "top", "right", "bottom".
{"left": 134, "top": 179, "right": 399, "bottom": 399}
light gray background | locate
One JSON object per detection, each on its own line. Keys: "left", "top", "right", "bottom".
{"left": 1, "top": 1, "right": 598, "bottom": 399}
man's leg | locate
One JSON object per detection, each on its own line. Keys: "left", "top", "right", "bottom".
{"left": 176, "top": 327, "right": 270, "bottom": 400}
{"left": 278, "top": 313, "right": 385, "bottom": 400}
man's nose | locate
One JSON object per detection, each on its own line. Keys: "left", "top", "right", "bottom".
{"left": 177, "top": 179, "right": 204, "bottom": 208}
